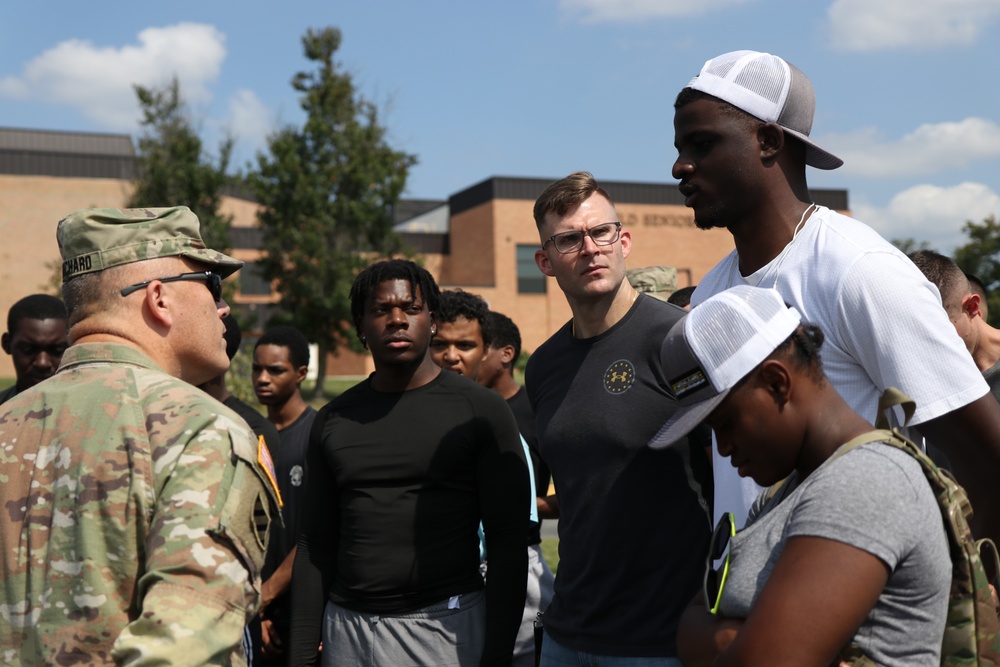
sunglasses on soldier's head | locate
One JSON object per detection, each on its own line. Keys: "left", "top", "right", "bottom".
{"left": 120, "top": 271, "right": 223, "bottom": 302}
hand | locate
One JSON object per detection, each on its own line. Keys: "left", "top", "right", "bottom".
{"left": 991, "top": 584, "right": 1000, "bottom": 611}
{"left": 260, "top": 578, "right": 277, "bottom": 612}
{"left": 261, "top": 619, "right": 283, "bottom": 659}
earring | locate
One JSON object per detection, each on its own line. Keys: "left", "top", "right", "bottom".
{"left": 360, "top": 334, "right": 367, "bottom": 350}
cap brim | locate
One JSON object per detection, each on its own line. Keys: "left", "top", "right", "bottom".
{"left": 182, "top": 248, "right": 244, "bottom": 278}
{"left": 783, "top": 127, "right": 843, "bottom": 170}
{"left": 648, "top": 387, "right": 730, "bottom": 450}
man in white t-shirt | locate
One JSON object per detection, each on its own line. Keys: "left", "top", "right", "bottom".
{"left": 670, "top": 49, "right": 1000, "bottom": 543}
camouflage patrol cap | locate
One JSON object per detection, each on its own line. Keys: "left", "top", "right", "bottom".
{"left": 57, "top": 206, "right": 243, "bottom": 282}
{"left": 627, "top": 266, "right": 677, "bottom": 302}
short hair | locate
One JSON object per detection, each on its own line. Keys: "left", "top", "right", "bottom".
{"left": 436, "top": 289, "right": 492, "bottom": 348}
{"left": 222, "top": 314, "right": 242, "bottom": 361}
{"left": 256, "top": 325, "right": 310, "bottom": 369}
{"left": 484, "top": 311, "right": 521, "bottom": 362}
{"left": 7, "top": 294, "right": 67, "bottom": 335}
{"left": 349, "top": 259, "right": 441, "bottom": 334}
{"left": 667, "top": 286, "right": 696, "bottom": 308}
{"left": 967, "top": 272, "right": 988, "bottom": 301}
{"left": 533, "top": 171, "right": 615, "bottom": 230}
{"left": 908, "top": 250, "right": 967, "bottom": 310}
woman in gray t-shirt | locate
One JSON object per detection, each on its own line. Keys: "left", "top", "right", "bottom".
{"left": 649, "top": 285, "right": 950, "bottom": 666}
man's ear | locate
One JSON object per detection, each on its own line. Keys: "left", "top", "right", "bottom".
{"left": 1, "top": 332, "right": 10, "bottom": 355}
{"left": 499, "top": 343, "right": 517, "bottom": 367}
{"left": 296, "top": 364, "right": 309, "bottom": 384}
{"left": 758, "top": 122, "right": 785, "bottom": 163}
{"left": 535, "top": 248, "right": 555, "bottom": 277}
{"left": 143, "top": 281, "right": 173, "bottom": 329}
{"left": 758, "top": 358, "right": 792, "bottom": 407}
{"left": 962, "top": 292, "right": 983, "bottom": 320}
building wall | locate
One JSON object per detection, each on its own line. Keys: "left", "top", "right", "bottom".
{"left": 0, "top": 175, "right": 263, "bottom": 379}
{"left": 434, "top": 197, "right": 736, "bottom": 354}
{"left": 0, "top": 170, "right": 842, "bottom": 381}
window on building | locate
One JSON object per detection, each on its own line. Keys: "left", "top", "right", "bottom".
{"left": 516, "top": 245, "right": 546, "bottom": 294}
{"left": 239, "top": 261, "right": 272, "bottom": 296}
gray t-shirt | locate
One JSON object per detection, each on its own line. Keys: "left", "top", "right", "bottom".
{"left": 718, "top": 443, "right": 951, "bottom": 666}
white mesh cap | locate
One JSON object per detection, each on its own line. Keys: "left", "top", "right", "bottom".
{"left": 687, "top": 50, "right": 843, "bottom": 170}
{"left": 648, "top": 285, "right": 801, "bottom": 450}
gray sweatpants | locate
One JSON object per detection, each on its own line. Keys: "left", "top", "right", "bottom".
{"left": 321, "top": 590, "right": 486, "bottom": 666}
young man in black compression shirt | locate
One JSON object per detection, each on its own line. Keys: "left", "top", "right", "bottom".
{"left": 288, "top": 259, "right": 529, "bottom": 667}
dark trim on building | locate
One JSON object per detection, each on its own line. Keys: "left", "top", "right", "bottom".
{"left": 394, "top": 199, "right": 447, "bottom": 224}
{"left": 0, "top": 150, "right": 138, "bottom": 180}
{"left": 449, "top": 176, "right": 848, "bottom": 216}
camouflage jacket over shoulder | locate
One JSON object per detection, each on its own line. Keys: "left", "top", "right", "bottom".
{"left": 0, "top": 342, "right": 281, "bottom": 666}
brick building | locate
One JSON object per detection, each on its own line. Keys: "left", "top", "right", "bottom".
{"left": 0, "top": 127, "right": 849, "bottom": 379}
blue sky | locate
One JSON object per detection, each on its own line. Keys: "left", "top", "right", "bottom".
{"left": 2, "top": 0, "right": 999, "bottom": 253}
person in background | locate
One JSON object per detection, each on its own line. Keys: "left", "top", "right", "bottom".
{"left": 253, "top": 324, "right": 318, "bottom": 665}
{"left": 0, "top": 293, "right": 68, "bottom": 404}
{"left": 482, "top": 311, "right": 557, "bottom": 667}
{"left": 910, "top": 250, "right": 1000, "bottom": 402}
{"left": 667, "top": 286, "right": 696, "bottom": 310}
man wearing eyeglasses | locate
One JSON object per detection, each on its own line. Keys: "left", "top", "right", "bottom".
{"left": 0, "top": 206, "right": 282, "bottom": 666}
{"left": 526, "top": 172, "right": 712, "bottom": 666}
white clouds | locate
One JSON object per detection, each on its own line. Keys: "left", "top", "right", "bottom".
{"left": 854, "top": 182, "right": 1000, "bottom": 252}
{"left": 226, "top": 89, "right": 275, "bottom": 160}
{"left": 0, "top": 23, "right": 227, "bottom": 131}
{"left": 823, "top": 118, "right": 1000, "bottom": 178}
{"left": 828, "top": 0, "right": 1000, "bottom": 51}
{"left": 559, "top": 0, "right": 753, "bottom": 22}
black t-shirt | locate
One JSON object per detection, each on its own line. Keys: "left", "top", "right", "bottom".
{"left": 268, "top": 405, "right": 316, "bottom": 572}
{"left": 507, "top": 386, "right": 548, "bottom": 546}
{"left": 525, "top": 295, "right": 712, "bottom": 657}
{"left": 289, "top": 370, "right": 530, "bottom": 667}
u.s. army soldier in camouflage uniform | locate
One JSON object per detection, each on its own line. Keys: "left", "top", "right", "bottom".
{"left": 0, "top": 207, "right": 282, "bottom": 666}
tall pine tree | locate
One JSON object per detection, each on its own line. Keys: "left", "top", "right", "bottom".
{"left": 248, "top": 27, "right": 417, "bottom": 396}
{"left": 129, "top": 77, "right": 234, "bottom": 252}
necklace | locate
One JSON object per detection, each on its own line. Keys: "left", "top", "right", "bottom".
{"left": 729, "top": 203, "right": 816, "bottom": 290}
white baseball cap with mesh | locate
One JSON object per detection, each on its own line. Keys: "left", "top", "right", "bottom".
{"left": 648, "top": 286, "right": 802, "bottom": 450}
{"left": 687, "top": 50, "right": 843, "bottom": 170}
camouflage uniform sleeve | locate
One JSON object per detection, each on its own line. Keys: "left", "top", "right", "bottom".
{"left": 112, "top": 397, "right": 280, "bottom": 666}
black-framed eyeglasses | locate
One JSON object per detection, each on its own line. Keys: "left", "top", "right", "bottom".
{"left": 542, "top": 222, "right": 622, "bottom": 254}
{"left": 704, "top": 512, "right": 735, "bottom": 615}
{"left": 120, "top": 271, "right": 223, "bottom": 302}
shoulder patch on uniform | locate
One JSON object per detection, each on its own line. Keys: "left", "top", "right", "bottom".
{"left": 257, "top": 435, "right": 283, "bottom": 507}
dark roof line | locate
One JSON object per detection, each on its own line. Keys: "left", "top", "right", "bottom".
{"left": 449, "top": 175, "right": 849, "bottom": 215}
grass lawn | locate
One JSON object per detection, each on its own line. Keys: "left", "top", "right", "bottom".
{"left": 541, "top": 538, "right": 559, "bottom": 573}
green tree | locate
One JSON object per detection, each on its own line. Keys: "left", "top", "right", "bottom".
{"left": 890, "top": 237, "right": 931, "bottom": 255}
{"left": 953, "top": 215, "right": 1000, "bottom": 326}
{"left": 128, "top": 77, "right": 234, "bottom": 252}
{"left": 248, "top": 26, "right": 417, "bottom": 397}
